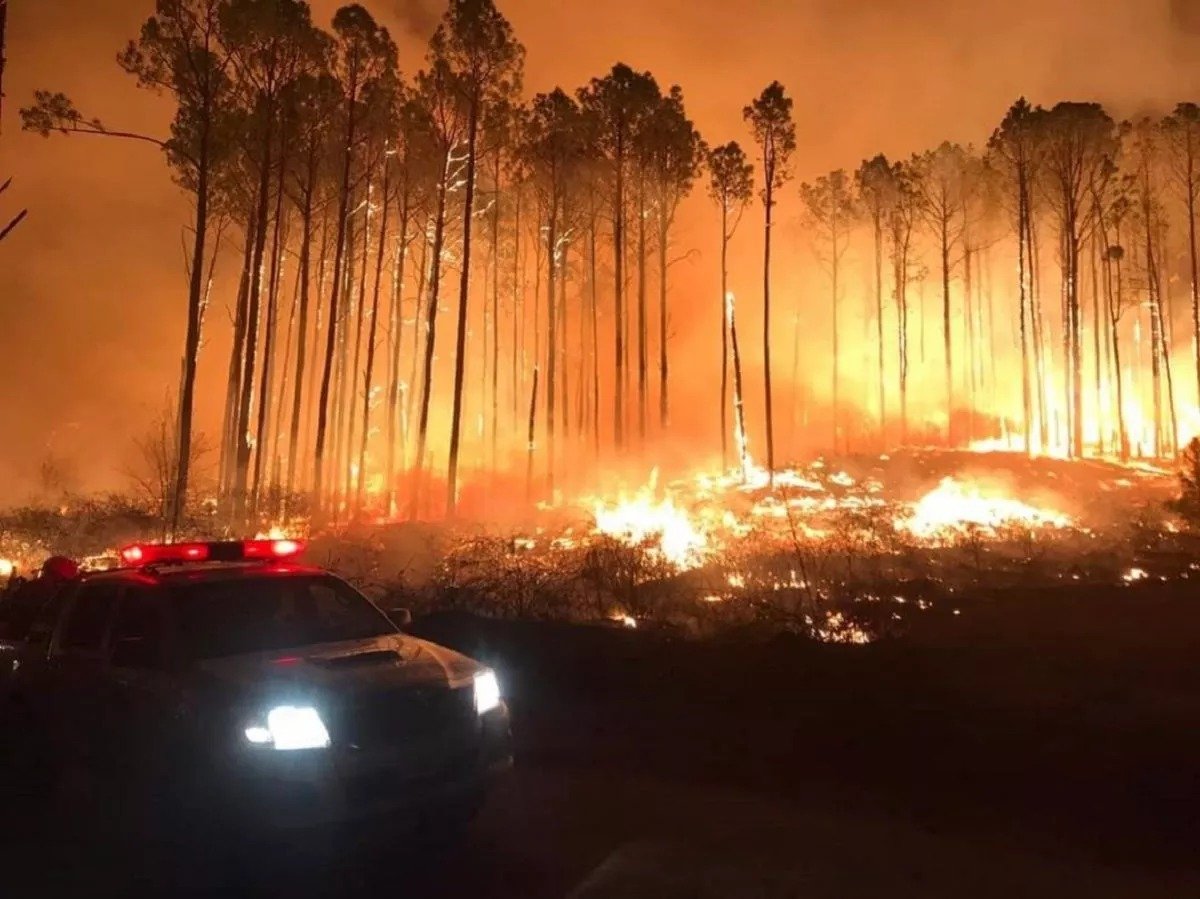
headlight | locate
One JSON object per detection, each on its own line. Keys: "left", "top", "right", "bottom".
{"left": 243, "top": 705, "right": 331, "bottom": 750}
{"left": 474, "top": 670, "right": 501, "bottom": 715}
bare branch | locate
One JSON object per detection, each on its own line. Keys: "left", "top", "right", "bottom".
{"left": 0, "top": 208, "right": 27, "bottom": 242}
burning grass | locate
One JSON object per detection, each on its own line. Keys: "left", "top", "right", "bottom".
{"left": 3, "top": 449, "right": 1195, "bottom": 646}
{"left": 331, "top": 449, "right": 1192, "bottom": 644}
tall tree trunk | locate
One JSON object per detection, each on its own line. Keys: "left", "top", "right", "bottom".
{"left": 589, "top": 210, "right": 600, "bottom": 455}
{"left": 560, "top": 234, "right": 570, "bottom": 462}
{"left": 728, "top": 291, "right": 749, "bottom": 482}
{"left": 636, "top": 176, "right": 647, "bottom": 442}
{"left": 545, "top": 184, "right": 558, "bottom": 497}
{"left": 831, "top": 222, "right": 840, "bottom": 452}
{"left": 220, "top": 212, "right": 255, "bottom": 500}
{"left": 763, "top": 181, "right": 775, "bottom": 484}
{"left": 1029, "top": 212, "right": 1049, "bottom": 450}
{"left": 1189, "top": 158, "right": 1200, "bottom": 410}
{"left": 1069, "top": 223, "right": 1084, "bottom": 459}
{"left": 271, "top": 252, "right": 302, "bottom": 514}
{"left": 1017, "top": 174, "right": 1032, "bottom": 456}
{"left": 407, "top": 221, "right": 429, "bottom": 463}
{"left": 894, "top": 225, "right": 909, "bottom": 444}
{"left": 385, "top": 190, "right": 410, "bottom": 516}
{"left": 252, "top": 160, "right": 288, "bottom": 510}
{"left": 985, "top": 245, "right": 997, "bottom": 415}
{"left": 577, "top": 248, "right": 589, "bottom": 439}
{"left": 613, "top": 139, "right": 626, "bottom": 449}
{"left": 300, "top": 215, "right": 332, "bottom": 493}
{"left": 964, "top": 243, "right": 976, "bottom": 443}
{"left": 940, "top": 211, "right": 952, "bottom": 444}
{"left": 719, "top": 205, "right": 730, "bottom": 468}
{"left": 172, "top": 108, "right": 212, "bottom": 535}
{"left": 623, "top": 217, "right": 633, "bottom": 416}
{"left": 448, "top": 94, "right": 481, "bottom": 516}
{"left": 330, "top": 220, "right": 354, "bottom": 514}
{"left": 1145, "top": 198, "right": 1165, "bottom": 457}
{"left": 1091, "top": 238, "right": 1104, "bottom": 455}
{"left": 356, "top": 164, "right": 392, "bottom": 514}
{"left": 526, "top": 366, "right": 539, "bottom": 502}
{"left": 899, "top": 246, "right": 909, "bottom": 443}
{"left": 511, "top": 189, "right": 523, "bottom": 435}
{"left": 287, "top": 173, "right": 315, "bottom": 498}
{"left": 490, "top": 149, "right": 501, "bottom": 475}
{"left": 1111, "top": 235, "right": 1130, "bottom": 460}
{"left": 234, "top": 115, "right": 275, "bottom": 519}
{"left": 658, "top": 202, "right": 669, "bottom": 429}
{"left": 414, "top": 155, "right": 450, "bottom": 516}
{"left": 344, "top": 190, "right": 373, "bottom": 508}
{"left": 1150, "top": 224, "right": 1179, "bottom": 456}
{"left": 314, "top": 82, "right": 359, "bottom": 511}
{"left": 873, "top": 212, "right": 884, "bottom": 439}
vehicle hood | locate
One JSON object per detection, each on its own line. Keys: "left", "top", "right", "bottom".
{"left": 195, "top": 634, "right": 482, "bottom": 697}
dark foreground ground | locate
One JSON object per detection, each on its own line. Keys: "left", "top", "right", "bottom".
{"left": 4, "top": 582, "right": 1200, "bottom": 898}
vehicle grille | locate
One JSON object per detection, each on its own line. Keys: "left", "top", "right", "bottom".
{"left": 333, "top": 684, "right": 475, "bottom": 749}
{"left": 340, "top": 746, "right": 477, "bottom": 806}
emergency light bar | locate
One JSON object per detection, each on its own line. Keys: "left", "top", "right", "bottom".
{"left": 119, "top": 539, "right": 305, "bottom": 568}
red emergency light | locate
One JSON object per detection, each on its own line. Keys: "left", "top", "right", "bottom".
{"left": 244, "top": 538, "right": 304, "bottom": 559}
{"left": 119, "top": 539, "right": 306, "bottom": 568}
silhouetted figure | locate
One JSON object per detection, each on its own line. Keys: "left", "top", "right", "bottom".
{"left": 0, "top": 556, "right": 78, "bottom": 641}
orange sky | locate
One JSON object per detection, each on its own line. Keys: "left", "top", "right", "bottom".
{"left": 1, "top": 0, "right": 1198, "bottom": 497}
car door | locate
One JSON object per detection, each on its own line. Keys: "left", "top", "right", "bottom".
{"left": 104, "top": 583, "right": 190, "bottom": 791}
{"left": 43, "top": 581, "right": 121, "bottom": 771}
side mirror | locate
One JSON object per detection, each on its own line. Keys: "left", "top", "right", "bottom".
{"left": 388, "top": 607, "right": 413, "bottom": 630}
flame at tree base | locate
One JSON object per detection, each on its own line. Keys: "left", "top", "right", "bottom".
{"left": 898, "top": 477, "right": 1072, "bottom": 541}
{"left": 588, "top": 456, "right": 1077, "bottom": 573}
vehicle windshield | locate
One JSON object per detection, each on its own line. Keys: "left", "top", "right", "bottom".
{"left": 172, "top": 574, "right": 395, "bottom": 659}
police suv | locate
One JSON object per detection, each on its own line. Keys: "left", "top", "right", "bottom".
{"left": 0, "top": 539, "right": 512, "bottom": 832}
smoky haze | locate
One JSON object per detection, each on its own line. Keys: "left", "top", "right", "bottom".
{"left": 0, "top": 0, "right": 1196, "bottom": 499}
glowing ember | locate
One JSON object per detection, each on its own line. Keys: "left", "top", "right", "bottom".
{"left": 812, "top": 611, "right": 873, "bottom": 645}
{"left": 900, "top": 477, "right": 1072, "bottom": 539}
{"left": 1122, "top": 567, "right": 1149, "bottom": 583}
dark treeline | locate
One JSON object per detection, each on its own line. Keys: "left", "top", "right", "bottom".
{"left": 19, "top": 0, "right": 1200, "bottom": 529}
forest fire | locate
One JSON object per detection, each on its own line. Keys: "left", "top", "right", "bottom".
{"left": 12, "top": 2, "right": 1200, "bottom": 524}
{"left": 9, "top": 6, "right": 1200, "bottom": 889}
{"left": 576, "top": 453, "right": 1080, "bottom": 572}
{"left": 5, "top": 0, "right": 1200, "bottom": 648}
{"left": 592, "top": 489, "right": 707, "bottom": 569}
{"left": 899, "top": 477, "right": 1072, "bottom": 541}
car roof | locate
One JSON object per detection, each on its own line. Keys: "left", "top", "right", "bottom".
{"left": 81, "top": 562, "right": 328, "bottom": 586}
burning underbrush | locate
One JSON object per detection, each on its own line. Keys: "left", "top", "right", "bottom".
{"left": 314, "top": 450, "right": 1193, "bottom": 644}
{"left": 2, "top": 449, "right": 1195, "bottom": 645}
